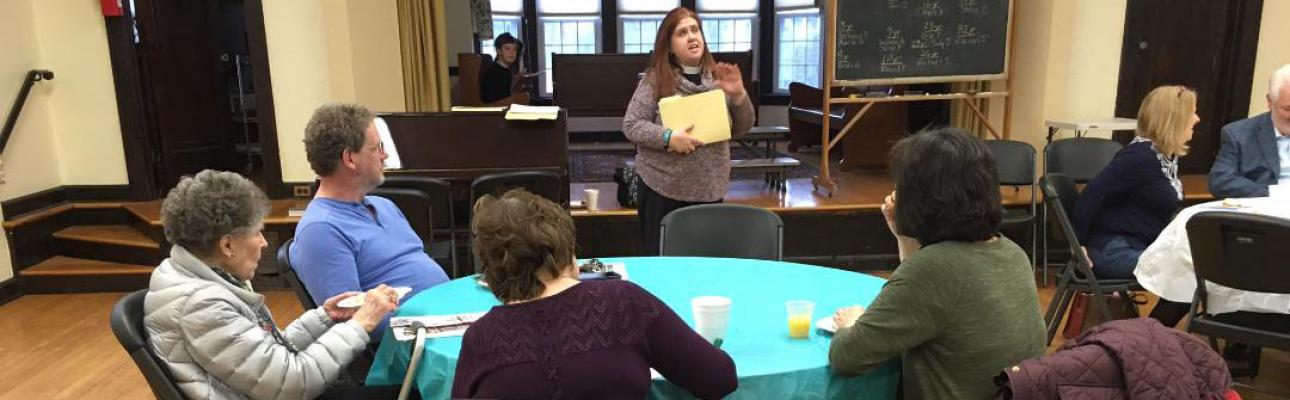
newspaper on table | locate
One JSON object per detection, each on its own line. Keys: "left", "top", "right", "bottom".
{"left": 389, "top": 312, "right": 488, "bottom": 342}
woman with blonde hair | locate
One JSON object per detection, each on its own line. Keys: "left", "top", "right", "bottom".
{"left": 1074, "top": 85, "right": 1199, "bottom": 280}
{"left": 622, "top": 6, "right": 755, "bottom": 255}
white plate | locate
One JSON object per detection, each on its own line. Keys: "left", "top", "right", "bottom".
{"left": 337, "top": 286, "right": 412, "bottom": 308}
{"left": 816, "top": 316, "right": 837, "bottom": 334}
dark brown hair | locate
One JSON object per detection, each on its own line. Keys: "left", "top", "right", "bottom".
{"left": 889, "top": 128, "right": 1002, "bottom": 245}
{"left": 471, "top": 189, "right": 577, "bottom": 303}
{"left": 648, "top": 7, "right": 716, "bottom": 99}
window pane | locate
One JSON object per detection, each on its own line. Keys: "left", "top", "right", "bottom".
{"left": 492, "top": 0, "right": 523, "bottom": 13}
{"left": 579, "top": 22, "right": 594, "bottom": 43}
{"left": 697, "top": 0, "right": 758, "bottom": 12}
{"left": 538, "top": 0, "right": 599, "bottom": 14}
{"left": 775, "top": 12, "right": 821, "bottom": 92}
{"left": 618, "top": 0, "right": 680, "bottom": 13}
{"left": 546, "top": 22, "right": 561, "bottom": 44}
{"left": 735, "top": 19, "right": 751, "bottom": 43}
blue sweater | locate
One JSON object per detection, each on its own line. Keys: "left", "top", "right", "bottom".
{"left": 1073, "top": 142, "right": 1180, "bottom": 249}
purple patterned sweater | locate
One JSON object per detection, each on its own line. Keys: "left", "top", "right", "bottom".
{"left": 451, "top": 280, "right": 737, "bottom": 399}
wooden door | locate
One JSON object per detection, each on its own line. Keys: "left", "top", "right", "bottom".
{"left": 133, "top": 0, "right": 237, "bottom": 190}
{"left": 1114, "top": 0, "right": 1263, "bottom": 174}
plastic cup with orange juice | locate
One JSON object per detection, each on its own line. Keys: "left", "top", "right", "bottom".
{"left": 786, "top": 300, "right": 815, "bottom": 339}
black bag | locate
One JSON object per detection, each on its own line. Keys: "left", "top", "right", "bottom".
{"left": 613, "top": 164, "right": 640, "bottom": 208}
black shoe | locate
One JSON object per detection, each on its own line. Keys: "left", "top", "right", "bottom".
{"left": 1223, "top": 342, "right": 1250, "bottom": 363}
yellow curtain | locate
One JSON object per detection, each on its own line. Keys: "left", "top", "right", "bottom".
{"left": 950, "top": 81, "right": 991, "bottom": 138}
{"left": 397, "top": 0, "right": 451, "bottom": 112}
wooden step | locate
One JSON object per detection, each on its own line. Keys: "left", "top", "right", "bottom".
{"left": 51, "top": 225, "right": 165, "bottom": 266}
{"left": 21, "top": 256, "right": 154, "bottom": 276}
{"left": 52, "top": 225, "right": 160, "bottom": 249}
{"left": 19, "top": 256, "right": 154, "bottom": 294}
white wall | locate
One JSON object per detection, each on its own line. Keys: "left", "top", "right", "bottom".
{"left": 1248, "top": 0, "right": 1290, "bottom": 116}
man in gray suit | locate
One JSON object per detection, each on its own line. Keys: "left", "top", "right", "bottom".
{"left": 1209, "top": 64, "right": 1290, "bottom": 198}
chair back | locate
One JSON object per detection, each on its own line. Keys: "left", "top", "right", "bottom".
{"left": 381, "top": 176, "right": 455, "bottom": 231}
{"left": 110, "top": 290, "right": 186, "bottom": 400}
{"left": 987, "top": 139, "right": 1036, "bottom": 187}
{"left": 1040, "top": 173, "right": 1095, "bottom": 277}
{"left": 1044, "top": 137, "right": 1123, "bottom": 182}
{"left": 276, "top": 238, "right": 319, "bottom": 310}
{"left": 457, "top": 53, "right": 493, "bottom": 106}
{"left": 470, "top": 171, "right": 563, "bottom": 206}
{"left": 659, "top": 204, "right": 784, "bottom": 260}
{"left": 1187, "top": 212, "right": 1290, "bottom": 295}
{"left": 370, "top": 187, "right": 435, "bottom": 248}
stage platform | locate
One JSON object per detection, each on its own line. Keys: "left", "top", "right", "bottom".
{"left": 99, "top": 171, "right": 1213, "bottom": 272}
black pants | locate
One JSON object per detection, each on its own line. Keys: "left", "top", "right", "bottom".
{"left": 635, "top": 177, "right": 720, "bottom": 255}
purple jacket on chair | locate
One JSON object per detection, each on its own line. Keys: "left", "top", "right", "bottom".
{"left": 998, "top": 318, "right": 1232, "bottom": 400}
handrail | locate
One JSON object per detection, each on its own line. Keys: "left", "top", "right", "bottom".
{"left": 1, "top": 69, "right": 55, "bottom": 155}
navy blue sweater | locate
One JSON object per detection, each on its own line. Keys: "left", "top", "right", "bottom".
{"left": 1073, "top": 142, "right": 1180, "bottom": 249}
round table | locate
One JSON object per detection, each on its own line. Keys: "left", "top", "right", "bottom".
{"left": 366, "top": 257, "right": 900, "bottom": 399}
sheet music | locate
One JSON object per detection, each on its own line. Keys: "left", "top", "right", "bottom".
{"left": 373, "top": 117, "right": 403, "bottom": 169}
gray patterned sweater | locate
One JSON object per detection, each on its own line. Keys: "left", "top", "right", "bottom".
{"left": 622, "top": 68, "right": 756, "bottom": 202}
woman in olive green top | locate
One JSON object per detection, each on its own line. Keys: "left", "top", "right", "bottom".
{"left": 828, "top": 128, "right": 1046, "bottom": 400}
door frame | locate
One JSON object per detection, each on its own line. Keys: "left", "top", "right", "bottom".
{"left": 103, "top": 0, "right": 287, "bottom": 199}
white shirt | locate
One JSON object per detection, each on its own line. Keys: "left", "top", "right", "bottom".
{"left": 1276, "top": 124, "right": 1290, "bottom": 183}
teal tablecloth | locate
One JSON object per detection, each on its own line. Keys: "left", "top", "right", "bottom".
{"left": 367, "top": 257, "right": 900, "bottom": 399}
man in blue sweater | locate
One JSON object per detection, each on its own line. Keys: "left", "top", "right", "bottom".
{"left": 1209, "top": 64, "right": 1290, "bottom": 198}
{"left": 291, "top": 103, "right": 450, "bottom": 339}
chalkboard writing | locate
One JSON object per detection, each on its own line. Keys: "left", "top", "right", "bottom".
{"left": 834, "top": 0, "right": 1010, "bottom": 84}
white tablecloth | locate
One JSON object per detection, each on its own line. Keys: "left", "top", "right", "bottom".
{"left": 1135, "top": 197, "right": 1290, "bottom": 315}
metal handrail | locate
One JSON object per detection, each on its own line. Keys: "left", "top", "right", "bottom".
{"left": 1, "top": 69, "right": 54, "bottom": 155}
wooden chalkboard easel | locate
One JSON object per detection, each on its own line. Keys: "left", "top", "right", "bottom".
{"left": 814, "top": 0, "right": 1016, "bottom": 196}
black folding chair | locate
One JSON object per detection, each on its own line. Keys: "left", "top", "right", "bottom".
{"left": 1186, "top": 211, "right": 1290, "bottom": 378}
{"left": 1040, "top": 173, "right": 1141, "bottom": 345}
{"left": 1040, "top": 137, "right": 1123, "bottom": 285}
{"left": 987, "top": 139, "right": 1039, "bottom": 274}
{"left": 110, "top": 290, "right": 186, "bottom": 400}
{"left": 659, "top": 204, "right": 784, "bottom": 261}
{"left": 275, "top": 238, "right": 318, "bottom": 310}
{"left": 380, "top": 176, "right": 460, "bottom": 277}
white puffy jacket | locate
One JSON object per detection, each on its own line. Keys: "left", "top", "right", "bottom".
{"left": 144, "top": 245, "right": 370, "bottom": 400}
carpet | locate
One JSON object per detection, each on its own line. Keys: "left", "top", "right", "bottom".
{"left": 568, "top": 147, "right": 818, "bottom": 183}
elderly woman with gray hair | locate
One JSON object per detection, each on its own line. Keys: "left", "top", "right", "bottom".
{"left": 144, "top": 170, "right": 402, "bottom": 400}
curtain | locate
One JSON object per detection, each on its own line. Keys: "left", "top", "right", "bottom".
{"left": 950, "top": 81, "right": 991, "bottom": 138}
{"left": 397, "top": 0, "right": 452, "bottom": 112}
{"left": 472, "top": 0, "right": 493, "bottom": 39}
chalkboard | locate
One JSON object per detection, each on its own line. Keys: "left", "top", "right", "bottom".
{"left": 833, "top": 0, "right": 1011, "bottom": 85}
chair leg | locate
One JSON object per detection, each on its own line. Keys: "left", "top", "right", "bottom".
{"left": 1040, "top": 203, "right": 1049, "bottom": 287}
{"left": 1044, "top": 271, "right": 1075, "bottom": 345}
{"left": 1089, "top": 286, "right": 1115, "bottom": 323}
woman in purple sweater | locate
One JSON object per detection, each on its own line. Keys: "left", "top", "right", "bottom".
{"left": 451, "top": 189, "right": 737, "bottom": 399}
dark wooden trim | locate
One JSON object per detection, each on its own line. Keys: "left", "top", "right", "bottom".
{"left": 245, "top": 0, "right": 288, "bottom": 198}
{"left": 523, "top": 0, "right": 539, "bottom": 78}
{"left": 761, "top": 93, "right": 790, "bottom": 106}
{"left": 0, "top": 278, "right": 21, "bottom": 306}
{"left": 681, "top": 0, "right": 697, "bottom": 11}
{"left": 2, "top": 185, "right": 133, "bottom": 220}
{"left": 757, "top": 0, "right": 775, "bottom": 93}
{"left": 449, "top": 66, "right": 460, "bottom": 76}
{"left": 602, "top": 0, "right": 618, "bottom": 54}
{"left": 1218, "top": 0, "right": 1263, "bottom": 133}
{"left": 104, "top": 4, "right": 158, "bottom": 200}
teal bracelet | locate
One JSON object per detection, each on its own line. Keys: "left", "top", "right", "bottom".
{"left": 662, "top": 129, "right": 673, "bottom": 148}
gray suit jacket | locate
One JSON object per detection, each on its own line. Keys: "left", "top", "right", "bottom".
{"left": 1208, "top": 112, "right": 1280, "bottom": 198}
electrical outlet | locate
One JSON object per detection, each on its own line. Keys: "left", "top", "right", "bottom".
{"left": 293, "top": 185, "right": 311, "bottom": 197}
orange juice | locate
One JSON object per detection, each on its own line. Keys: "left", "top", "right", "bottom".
{"left": 788, "top": 315, "right": 812, "bottom": 339}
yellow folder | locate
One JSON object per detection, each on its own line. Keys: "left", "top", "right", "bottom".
{"left": 658, "top": 89, "right": 731, "bottom": 144}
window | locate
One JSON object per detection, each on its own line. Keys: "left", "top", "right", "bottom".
{"left": 696, "top": 0, "right": 757, "bottom": 54}
{"left": 539, "top": 18, "right": 599, "bottom": 94}
{"left": 701, "top": 16, "right": 755, "bottom": 52}
{"left": 481, "top": 16, "right": 522, "bottom": 58}
{"left": 621, "top": 16, "right": 664, "bottom": 54}
{"left": 774, "top": 7, "right": 822, "bottom": 92}
{"left": 538, "top": 0, "right": 601, "bottom": 94}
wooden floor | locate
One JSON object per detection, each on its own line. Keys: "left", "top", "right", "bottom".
{"left": 1, "top": 279, "right": 1284, "bottom": 399}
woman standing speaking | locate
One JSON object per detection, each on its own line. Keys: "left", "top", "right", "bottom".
{"left": 623, "top": 6, "right": 756, "bottom": 254}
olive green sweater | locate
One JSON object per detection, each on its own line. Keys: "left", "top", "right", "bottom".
{"left": 829, "top": 237, "right": 1045, "bottom": 399}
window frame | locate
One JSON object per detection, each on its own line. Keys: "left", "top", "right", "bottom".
{"left": 618, "top": 14, "right": 666, "bottom": 54}
{"left": 698, "top": 12, "right": 758, "bottom": 54}
{"left": 480, "top": 14, "right": 524, "bottom": 59}
{"left": 772, "top": 7, "right": 822, "bottom": 94}
{"left": 536, "top": 15, "right": 603, "bottom": 94}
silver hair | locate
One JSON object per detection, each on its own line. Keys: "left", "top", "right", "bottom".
{"left": 161, "top": 170, "right": 269, "bottom": 257}
{"left": 1270, "top": 64, "right": 1290, "bottom": 102}
{"left": 304, "top": 103, "right": 374, "bottom": 177}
